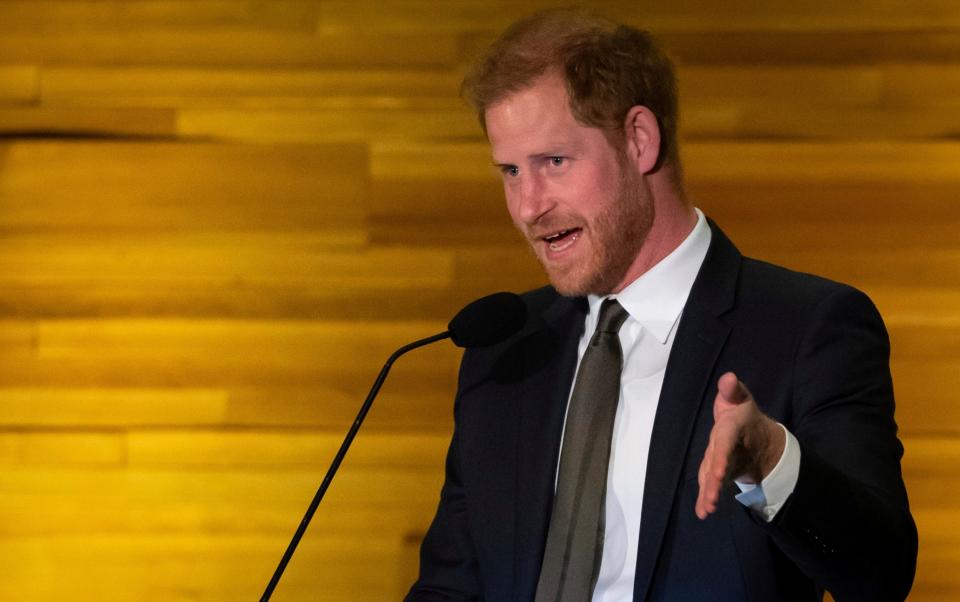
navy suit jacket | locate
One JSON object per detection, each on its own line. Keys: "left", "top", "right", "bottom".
{"left": 407, "top": 222, "right": 917, "bottom": 601}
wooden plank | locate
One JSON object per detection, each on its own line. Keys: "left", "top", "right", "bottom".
{"left": 319, "top": 0, "right": 543, "bottom": 34}
{"left": 0, "top": 321, "right": 35, "bottom": 349}
{"left": 0, "top": 237, "right": 454, "bottom": 318}
{"left": 0, "top": 433, "right": 124, "bottom": 466}
{"left": 884, "top": 63, "right": 960, "bottom": 106}
{"left": 904, "top": 437, "right": 960, "bottom": 498}
{"left": 0, "top": 534, "right": 410, "bottom": 601}
{"left": 127, "top": 430, "right": 450, "bottom": 469}
{"left": 371, "top": 141, "right": 494, "bottom": 181}
{"left": 622, "top": 2, "right": 960, "bottom": 33}
{"left": 694, "top": 182, "right": 960, "bottom": 222}
{"left": 0, "top": 388, "right": 228, "bottom": 427}
{"left": 892, "top": 360, "right": 960, "bottom": 435}
{"left": 0, "top": 1, "right": 320, "bottom": 33}
{"left": 686, "top": 103, "right": 960, "bottom": 140}
{"left": 0, "top": 141, "right": 366, "bottom": 231}
{"left": 659, "top": 30, "right": 960, "bottom": 65}
{"left": 0, "top": 282, "right": 466, "bottom": 321}
{"left": 0, "top": 32, "right": 458, "bottom": 68}
{"left": 0, "top": 468, "right": 444, "bottom": 535}
{"left": 872, "top": 286, "right": 960, "bottom": 324}
{"left": 0, "top": 319, "right": 462, "bottom": 389}
{"left": 224, "top": 387, "right": 456, "bottom": 431}
{"left": 369, "top": 216, "right": 519, "bottom": 248}
{"left": 176, "top": 106, "right": 477, "bottom": 143}
{"left": 0, "top": 65, "right": 37, "bottom": 103}
{"left": 889, "top": 322, "right": 960, "bottom": 361}
{"left": 40, "top": 67, "right": 464, "bottom": 106}
{"left": 321, "top": 0, "right": 960, "bottom": 33}
{"left": 368, "top": 179, "right": 502, "bottom": 220}
{"left": 680, "top": 65, "right": 884, "bottom": 105}
{"left": 0, "top": 234, "right": 445, "bottom": 285}
{"left": 34, "top": 320, "right": 451, "bottom": 358}
{"left": 0, "top": 107, "right": 176, "bottom": 137}
{"left": 685, "top": 141, "right": 960, "bottom": 183}
{"left": 0, "top": 490, "right": 439, "bottom": 542}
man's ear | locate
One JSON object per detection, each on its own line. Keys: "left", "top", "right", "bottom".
{"left": 623, "top": 106, "right": 661, "bottom": 174}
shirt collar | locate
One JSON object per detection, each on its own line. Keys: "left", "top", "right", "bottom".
{"left": 587, "top": 208, "right": 712, "bottom": 344}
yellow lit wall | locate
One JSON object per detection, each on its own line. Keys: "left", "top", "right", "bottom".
{"left": 0, "top": 2, "right": 957, "bottom": 600}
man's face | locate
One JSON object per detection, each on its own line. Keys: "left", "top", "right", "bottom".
{"left": 485, "top": 73, "right": 654, "bottom": 297}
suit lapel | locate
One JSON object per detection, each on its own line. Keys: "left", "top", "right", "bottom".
{"left": 513, "top": 293, "right": 586, "bottom": 600}
{"left": 632, "top": 221, "right": 741, "bottom": 601}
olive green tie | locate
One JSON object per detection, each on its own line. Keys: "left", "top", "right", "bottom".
{"left": 535, "top": 298, "right": 629, "bottom": 601}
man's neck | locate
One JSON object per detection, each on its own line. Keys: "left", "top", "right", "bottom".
{"left": 611, "top": 182, "right": 698, "bottom": 293}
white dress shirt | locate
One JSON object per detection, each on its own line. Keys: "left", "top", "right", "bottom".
{"left": 556, "top": 209, "right": 801, "bottom": 601}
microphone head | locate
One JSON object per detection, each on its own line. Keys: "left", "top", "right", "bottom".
{"left": 448, "top": 292, "right": 527, "bottom": 348}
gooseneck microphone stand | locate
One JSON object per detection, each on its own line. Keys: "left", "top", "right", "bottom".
{"left": 259, "top": 330, "right": 451, "bottom": 602}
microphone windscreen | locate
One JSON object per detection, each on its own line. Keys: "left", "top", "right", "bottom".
{"left": 448, "top": 292, "right": 527, "bottom": 348}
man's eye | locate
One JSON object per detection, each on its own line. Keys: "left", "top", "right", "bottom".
{"left": 502, "top": 165, "right": 519, "bottom": 177}
{"left": 549, "top": 157, "right": 565, "bottom": 167}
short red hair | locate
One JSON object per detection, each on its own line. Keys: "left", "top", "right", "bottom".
{"left": 462, "top": 9, "right": 680, "bottom": 167}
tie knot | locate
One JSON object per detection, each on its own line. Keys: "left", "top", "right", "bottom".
{"left": 596, "top": 299, "right": 629, "bottom": 335}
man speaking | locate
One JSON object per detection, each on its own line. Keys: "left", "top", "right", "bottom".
{"left": 406, "top": 9, "right": 917, "bottom": 601}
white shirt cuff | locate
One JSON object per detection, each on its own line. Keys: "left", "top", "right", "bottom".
{"left": 734, "top": 423, "right": 801, "bottom": 522}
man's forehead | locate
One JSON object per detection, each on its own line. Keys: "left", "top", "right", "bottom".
{"left": 485, "top": 79, "right": 589, "bottom": 154}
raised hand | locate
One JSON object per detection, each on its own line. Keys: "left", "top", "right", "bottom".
{"left": 695, "top": 372, "right": 786, "bottom": 520}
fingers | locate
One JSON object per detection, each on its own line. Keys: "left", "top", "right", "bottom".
{"left": 697, "top": 373, "right": 755, "bottom": 520}
{"left": 696, "top": 447, "right": 718, "bottom": 519}
{"left": 696, "top": 417, "right": 738, "bottom": 519}
{"left": 717, "top": 371, "right": 751, "bottom": 405}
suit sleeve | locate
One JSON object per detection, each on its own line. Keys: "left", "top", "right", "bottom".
{"left": 762, "top": 286, "right": 918, "bottom": 601}
{"left": 405, "top": 384, "right": 482, "bottom": 601}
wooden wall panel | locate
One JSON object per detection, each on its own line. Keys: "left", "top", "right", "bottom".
{"left": 0, "top": 1, "right": 322, "bottom": 33}
{"left": 40, "top": 67, "right": 465, "bottom": 103}
{"left": 0, "top": 107, "right": 177, "bottom": 137}
{"left": 0, "top": 1, "right": 957, "bottom": 600}
{"left": 0, "top": 65, "right": 38, "bottom": 103}
{"left": 0, "top": 32, "right": 460, "bottom": 69}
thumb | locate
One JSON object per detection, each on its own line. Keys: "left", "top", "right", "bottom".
{"left": 717, "top": 372, "right": 751, "bottom": 405}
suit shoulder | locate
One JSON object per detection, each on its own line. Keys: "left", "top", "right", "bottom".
{"left": 738, "top": 256, "right": 875, "bottom": 312}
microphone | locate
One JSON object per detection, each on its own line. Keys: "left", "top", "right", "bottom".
{"left": 448, "top": 291, "right": 527, "bottom": 348}
{"left": 260, "top": 292, "right": 526, "bottom": 601}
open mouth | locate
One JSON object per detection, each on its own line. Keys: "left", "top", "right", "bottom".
{"left": 543, "top": 228, "right": 582, "bottom": 252}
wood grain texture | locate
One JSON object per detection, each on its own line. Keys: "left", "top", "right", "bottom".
{"left": 0, "top": 65, "right": 38, "bottom": 103}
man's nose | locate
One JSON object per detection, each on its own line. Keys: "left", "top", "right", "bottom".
{"left": 515, "top": 174, "right": 553, "bottom": 224}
